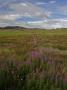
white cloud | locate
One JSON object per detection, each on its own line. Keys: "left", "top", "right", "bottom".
{"left": 0, "top": 14, "right": 21, "bottom": 21}
{"left": 0, "top": 0, "right": 17, "bottom": 8}
{"left": 9, "top": 2, "right": 51, "bottom": 18}
{"left": 0, "top": 18, "right": 67, "bottom": 29}
{"left": 23, "top": 19, "right": 67, "bottom": 29}
{"left": 0, "top": 2, "right": 52, "bottom": 28}
{"left": 36, "top": 1, "right": 56, "bottom": 6}
{"left": 21, "top": 3, "right": 27, "bottom": 6}
{"left": 0, "top": 1, "right": 67, "bottom": 29}
{"left": 0, "top": 2, "right": 51, "bottom": 24}
{"left": 49, "top": 1, "right": 56, "bottom": 4}
{"left": 36, "top": 2, "right": 48, "bottom": 5}
{"left": 58, "top": 5, "right": 67, "bottom": 15}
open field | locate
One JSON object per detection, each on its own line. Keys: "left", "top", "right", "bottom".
{"left": 0, "top": 29, "right": 67, "bottom": 89}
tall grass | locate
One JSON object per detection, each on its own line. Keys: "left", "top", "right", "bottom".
{"left": 0, "top": 59, "right": 67, "bottom": 90}
{"left": 0, "top": 29, "right": 67, "bottom": 89}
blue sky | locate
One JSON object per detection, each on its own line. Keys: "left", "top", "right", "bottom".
{"left": 0, "top": 0, "right": 67, "bottom": 28}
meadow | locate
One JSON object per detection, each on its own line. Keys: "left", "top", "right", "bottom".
{"left": 0, "top": 29, "right": 67, "bottom": 90}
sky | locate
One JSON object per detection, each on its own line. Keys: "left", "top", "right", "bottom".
{"left": 0, "top": 0, "right": 67, "bottom": 29}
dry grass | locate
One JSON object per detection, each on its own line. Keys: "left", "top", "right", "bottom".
{"left": 0, "top": 29, "right": 67, "bottom": 89}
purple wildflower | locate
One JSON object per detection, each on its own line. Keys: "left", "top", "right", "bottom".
{"left": 31, "top": 50, "right": 41, "bottom": 58}
{"left": 64, "top": 76, "right": 67, "bottom": 83}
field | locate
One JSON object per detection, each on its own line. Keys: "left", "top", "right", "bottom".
{"left": 0, "top": 29, "right": 67, "bottom": 89}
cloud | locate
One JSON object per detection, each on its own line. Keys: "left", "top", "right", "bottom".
{"left": 0, "top": 2, "right": 52, "bottom": 22}
{"left": 0, "top": 1, "right": 52, "bottom": 27}
{"left": 9, "top": 2, "right": 51, "bottom": 18}
{"left": 36, "top": 2, "right": 48, "bottom": 5}
{"left": 36, "top": 1, "right": 56, "bottom": 6}
{"left": 58, "top": 5, "right": 67, "bottom": 15}
{"left": 0, "top": 1, "right": 67, "bottom": 29}
{"left": 49, "top": 1, "right": 56, "bottom": 4}
{"left": 23, "top": 19, "right": 67, "bottom": 29}
{"left": 0, "top": 17, "right": 67, "bottom": 29}
{"left": 0, "top": 1, "right": 52, "bottom": 28}
{"left": 0, "top": 14, "right": 21, "bottom": 21}
{"left": 0, "top": 0, "right": 17, "bottom": 8}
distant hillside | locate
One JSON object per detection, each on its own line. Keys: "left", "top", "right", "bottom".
{"left": 0, "top": 26, "right": 27, "bottom": 30}
{"left": 0, "top": 26, "right": 67, "bottom": 30}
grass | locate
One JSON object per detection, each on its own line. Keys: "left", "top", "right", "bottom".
{"left": 0, "top": 29, "right": 67, "bottom": 89}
